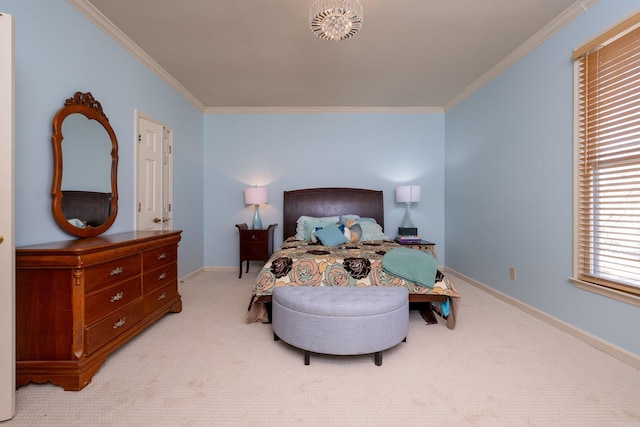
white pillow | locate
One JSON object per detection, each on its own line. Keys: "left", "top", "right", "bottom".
{"left": 339, "top": 214, "right": 360, "bottom": 223}
{"left": 359, "top": 221, "right": 390, "bottom": 241}
{"left": 295, "top": 216, "right": 340, "bottom": 241}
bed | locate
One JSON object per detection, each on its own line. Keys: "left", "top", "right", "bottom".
{"left": 247, "top": 187, "right": 461, "bottom": 329}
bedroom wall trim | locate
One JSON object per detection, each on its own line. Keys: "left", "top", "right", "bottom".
{"left": 203, "top": 107, "right": 444, "bottom": 114}
{"left": 443, "top": 267, "right": 640, "bottom": 370}
{"left": 66, "top": 0, "right": 206, "bottom": 112}
{"left": 204, "top": 266, "right": 236, "bottom": 273}
{"left": 68, "top": 0, "right": 598, "bottom": 114}
{"left": 179, "top": 267, "right": 206, "bottom": 283}
{"left": 570, "top": 277, "right": 640, "bottom": 308}
{"left": 443, "top": 0, "right": 599, "bottom": 112}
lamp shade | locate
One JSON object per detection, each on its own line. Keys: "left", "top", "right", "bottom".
{"left": 395, "top": 185, "right": 421, "bottom": 203}
{"left": 244, "top": 187, "right": 268, "bottom": 205}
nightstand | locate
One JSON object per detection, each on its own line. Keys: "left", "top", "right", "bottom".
{"left": 235, "top": 223, "right": 277, "bottom": 278}
{"left": 394, "top": 239, "right": 436, "bottom": 258}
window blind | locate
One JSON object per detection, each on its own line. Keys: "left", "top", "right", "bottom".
{"left": 575, "top": 19, "right": 640, "bottom": 296}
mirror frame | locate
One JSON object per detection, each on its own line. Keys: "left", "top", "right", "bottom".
{"left": 51, "top": 92, "right": 119, "bottom": 238}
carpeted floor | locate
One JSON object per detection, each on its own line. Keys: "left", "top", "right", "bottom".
{"left": 5, "top": 269, "right": 640, "bottom": 426}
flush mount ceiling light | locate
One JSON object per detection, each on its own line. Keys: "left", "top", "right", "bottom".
{"left": 310, "top": 0, "right": 363, "bottom": 41}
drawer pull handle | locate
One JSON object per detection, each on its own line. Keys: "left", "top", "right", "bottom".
{"left": 158, "top": 272, "right": 167, "bottom": 280}
{"left": 158, "top": 252, "right": 167, "bottom": 260}
{"left": 110, "top": 266, "right": 123, "bottom": 276}
{"left": 113, "top": 317, "right": 126, "bottom": 329}
{"left": 110, "top": 292, "right": 124, "bottom": 303}
{"left": 157, "top": 292, "right": 167, "bottom": 301}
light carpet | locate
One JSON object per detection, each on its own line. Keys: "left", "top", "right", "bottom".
{"left": 5, "top": 270, "right": 640, "bottom": 426}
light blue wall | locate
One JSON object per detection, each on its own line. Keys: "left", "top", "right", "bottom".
{"left": 5, "top": 0, "right": 204, "bottom": 277}
{"left": 203, "top": 113, "right": 445, "bottom": 268}
{"left": 7, "top": 0, "right": 637, "bottom": 357}
{"left": 445, "top": 2, "right": 640, "bottom": 356}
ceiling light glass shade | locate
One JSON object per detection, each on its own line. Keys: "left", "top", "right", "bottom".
{"left": 310, "top": 0, "right": 363, "bottom": 41}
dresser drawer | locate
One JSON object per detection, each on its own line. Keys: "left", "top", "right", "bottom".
{"left": 84, "top": 254, "right": 141, "bottom": 293}
{"left": 84, "top": 300, "right": 143, "bottom": 356}
{"left": 143, "top": 282, "right": 179, "bottom": 316}
{"left": 143, "top": 262, "right": 177, "bottom": 294}
{"left": 85, "top": 277, "right": 142, "bottom": 325}
{"left": 143, "top": 244, "right": 177, "bottom": 271}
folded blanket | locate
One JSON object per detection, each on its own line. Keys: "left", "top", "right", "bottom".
{"left": 382, "top": 247, "right": 437, "bottom": 288}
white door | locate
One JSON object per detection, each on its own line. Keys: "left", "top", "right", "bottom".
{"left": 136, "top": 112, "right": 173, "bottom": 230}
{"left": 0, "top": 12, "right": 16, "bottom": 421}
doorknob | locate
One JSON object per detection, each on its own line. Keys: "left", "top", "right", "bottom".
{"left": 153, "top": 217, "right": 162, "bottom": 223}
{"left": 0, "top": 235, "right": 3, "bottom": 245}
{"left": 162, "top": 217, "right": 171, "bottom": 222}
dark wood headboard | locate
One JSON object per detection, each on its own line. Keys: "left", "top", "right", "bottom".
{"left": 282, "top": 188, "right": 384, "bottom": 240}
{"left": 60, "top": 190, "right": 112, "bottom": 227}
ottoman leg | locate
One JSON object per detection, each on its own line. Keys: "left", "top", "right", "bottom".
{"left": 375, "top": 352, "right": 382, "bottom": 366}
{"left": 304, "top": 350, "right": 310, "bottom": 365}
{"left": 274, "top": 333, "right": 279, "bottom": 341}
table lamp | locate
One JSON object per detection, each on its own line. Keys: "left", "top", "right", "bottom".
{"left": 244, "top": 186, "right": 268, "bottom": 229}
{"left": 395, "top": 185, "right": 420, "bottom": 235}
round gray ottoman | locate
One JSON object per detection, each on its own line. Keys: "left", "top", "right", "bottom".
{"left": 272, "top": 286, "right": 409, "bottom": 366}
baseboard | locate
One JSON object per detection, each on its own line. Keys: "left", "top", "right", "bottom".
{"left": 443, "top": 267, "right": 640, "bottom": 370}
{"left": 203, "top": 266, "right": 236, "bottom": 273}
{"left": 179, "top": 267, "right": 205, "bottom": 283}
{"left": 180, "top": 266, "right": 239, "bottom": 282}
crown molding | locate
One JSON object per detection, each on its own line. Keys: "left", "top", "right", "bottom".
{"left": 69, "top": 0, "right": 597, "bottom": 114}
{"left": 68, "top": 0, "right": 438, "bottom": 115}
{"left": 67, "top": 0, "right": 206, "bottom": 112}
{"left": 444, "top": 0, "right": 600, "bottom": 111}
{"left": 204, "top": 106, "right": 444, "bottom": 114}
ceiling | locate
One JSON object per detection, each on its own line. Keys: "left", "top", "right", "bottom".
{"left": 76, "top": 0, "right": 589, "bottom": 111}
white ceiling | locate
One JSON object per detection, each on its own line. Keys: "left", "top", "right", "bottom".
{"left": 74, "top": 0, "right": 591, "bottom": 111}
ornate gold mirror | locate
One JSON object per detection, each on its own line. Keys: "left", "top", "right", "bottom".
{"left": 51, "top": 92, "right": 118, "bottom": 238}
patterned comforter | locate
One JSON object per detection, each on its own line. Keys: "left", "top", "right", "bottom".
{"left": 247, "top": 238, "right": 461, "bottom": 329}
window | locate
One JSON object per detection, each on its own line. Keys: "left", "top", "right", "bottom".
{"left": 573, "top": 13, "right": 640, "bottom": 299}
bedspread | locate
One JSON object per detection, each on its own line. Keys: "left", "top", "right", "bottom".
{"left": 247, "top": 238, "right": 461, "bottom": 329}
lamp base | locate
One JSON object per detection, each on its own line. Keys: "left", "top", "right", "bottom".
{"left": 398, "top": 227, "right": 418, "bottom": 236}
{"left": 252, "top": 205, "right": 263, "bottom": 230}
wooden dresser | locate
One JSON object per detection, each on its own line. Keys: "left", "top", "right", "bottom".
{"left": 16, "top": 230, "right": 182, "bottom": 391}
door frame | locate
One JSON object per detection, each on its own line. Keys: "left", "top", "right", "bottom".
{"left": 0, "top": 12, "right": 16, "bottom": 421}
{"left": 134, "top": 110, "right": 173, "bottom": 231}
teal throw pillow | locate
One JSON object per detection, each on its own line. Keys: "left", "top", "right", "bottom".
{"left": 314, "top": 223, "right": 348, "bottom": 246}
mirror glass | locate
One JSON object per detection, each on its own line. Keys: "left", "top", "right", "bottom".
{"left": 61, "top": 113, "right": 112, "bottom": 193}
{"left": 51, "top": 92, "right": 119, "bottom": 238}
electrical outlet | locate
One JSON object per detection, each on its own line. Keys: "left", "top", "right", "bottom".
{"left": 509, "top": 267, "right": 517, "bottom": 280}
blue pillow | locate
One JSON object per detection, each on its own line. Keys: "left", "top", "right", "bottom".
{"left": 304, "top": 220, "right": 339, "bottom": 241}
{"left": 314, "top": 223, "right": 348, "bottom": 246}
{"left": 295, "top": 216, "right": 340, "bottom": 241}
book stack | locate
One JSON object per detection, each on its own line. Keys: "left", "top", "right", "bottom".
{"left": 395, "top": 235, "right": 422, "bottom": 244}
